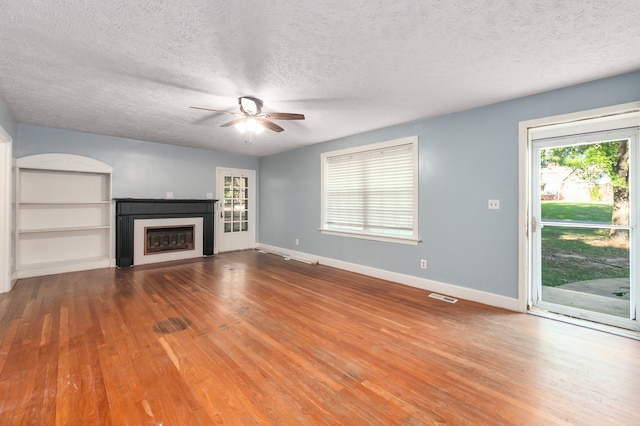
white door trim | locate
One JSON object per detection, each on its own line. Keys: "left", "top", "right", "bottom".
{"left": 518, "top": 101, "right": 640, "bottom": 319}
{"left": 0, "top": 124, "right": 13, "bottom": 293}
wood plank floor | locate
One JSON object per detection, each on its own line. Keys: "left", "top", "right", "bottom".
{"left": 1, "top": 250, "right": 639, "bottom": 425}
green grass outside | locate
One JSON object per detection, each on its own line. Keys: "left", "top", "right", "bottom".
{"left": 541, "top": 201, "right": 613, "bottom": 222}
{"left": 540, "top": 201, "right": 629, "bottom": 286}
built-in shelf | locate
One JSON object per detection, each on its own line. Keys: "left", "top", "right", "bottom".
{"left": 18, "top": 256, "right": 111, "bottom": 271}
{"left": 15, "top": 154, "right": 114, "bottom": 278}
{"left": 18, "top": 225, "right": 111, "bottom": 234}
{"left": 19, "top": 201, "right": 112, "bottom": 205}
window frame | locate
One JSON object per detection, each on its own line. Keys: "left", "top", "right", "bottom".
{"left": 320, "top": 136, "right": 419, "bottom": 245}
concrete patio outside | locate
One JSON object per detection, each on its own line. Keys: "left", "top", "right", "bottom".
{"left": 541, "top": 278, "right": 630, "bottom": 318}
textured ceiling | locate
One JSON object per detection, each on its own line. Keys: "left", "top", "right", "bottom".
{"left": 1, "top": 1, "right": 639, "bottom": 156}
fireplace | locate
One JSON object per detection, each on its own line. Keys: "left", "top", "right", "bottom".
{"left": 115, "top": 199, "right": 216, "bottom": 267}
{"left": 134, "top": 217, "right": 203, "bottom": 265}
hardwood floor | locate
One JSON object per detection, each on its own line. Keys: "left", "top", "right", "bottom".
{"left": 1, "top": 250, "right": 639, "bottom": 425}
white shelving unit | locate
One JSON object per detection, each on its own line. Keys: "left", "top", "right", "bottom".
{"left": 15, "top": 154, "right": 113, "bottom": 278}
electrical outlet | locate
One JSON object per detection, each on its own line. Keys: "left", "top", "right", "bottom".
{"left": 420, "top": 259, "right": 427, "bottom": 269}
{"left": 488, "top": 199, "right": 500, "bottom": 210}
{"left": 295, "top": 238, "right": 299, "bottom": 246}
{"left": 166, "top": 192, "right": 174, "bottom": 199}
{"left": 206, "top": 192, "right": 214, "bottom": 199}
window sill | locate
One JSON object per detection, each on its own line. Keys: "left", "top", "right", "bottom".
{"left": 319, "top": 228, "right": 420, "bottom": 245}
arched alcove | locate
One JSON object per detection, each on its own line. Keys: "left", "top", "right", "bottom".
{"left": 14, "top": 153, "right": 113, "bottom": 279}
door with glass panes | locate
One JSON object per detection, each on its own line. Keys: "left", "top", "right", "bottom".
{"left": 216, "top": 168, "right": 255, "bottom": 252}
{"left": 529, "top": 114, "right": 639, "bottom": 331}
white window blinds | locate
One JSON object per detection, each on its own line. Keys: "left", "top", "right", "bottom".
{"left": 321, "top": 137, "right": 418, "bottom": 244}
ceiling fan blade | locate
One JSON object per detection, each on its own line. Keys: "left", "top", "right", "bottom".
{"left": 256, "top": 118, "right": 284, "bottom": 132}
{"left": 189, "top": 106, "right": 239, "bottom": 116}
{"left": 220, "top": 118, "right": 247, "bottom": 127}
{"left": 265, "top": 112, "right": 305, "bottom": 120}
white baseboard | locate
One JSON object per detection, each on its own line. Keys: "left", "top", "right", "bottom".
{"left": 257, "top": 243, "right": 520, "bottom": 312}
{"left": 0, "top": 274, "right": 16, "bottom": 294}
{"left": 14, "top": 258, "right": 112, "bottom": 280}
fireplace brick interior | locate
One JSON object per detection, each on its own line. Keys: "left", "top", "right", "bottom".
{"left": 145, "top": 225, "right": 195, "bottom": 255}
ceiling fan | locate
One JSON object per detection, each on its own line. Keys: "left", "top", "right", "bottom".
{"left": 190, "top": 96, "right": 305, "bottom": 133}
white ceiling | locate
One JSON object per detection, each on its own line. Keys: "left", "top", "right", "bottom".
{"left": 1, "top": 1, "right": 639, "bottom": 157}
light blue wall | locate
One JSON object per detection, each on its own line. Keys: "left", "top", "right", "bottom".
{"left": 0, "top": 96, "right": 16, "bottom": 140}
{"left": 15, "top": 125, "right": 259, "bottom": 199}
{"left": 258, "top": 71, "right": 640, "bottom": 299}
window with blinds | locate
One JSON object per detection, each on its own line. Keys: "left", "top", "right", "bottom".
{"left": 321, "top": 136, "right": 419, "bottom": 244}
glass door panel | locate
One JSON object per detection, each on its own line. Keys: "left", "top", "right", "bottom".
{"left": 540, "top": 225, "right": 630, "bottom": 318}
{"left": 217, "top": 168, "right": 255, "bottom": 252}
{"left": 532, "top": 136, "right": 637, "bottom": 328}
{"left": 223, "top": 176, "right": 248, "bottom": 234}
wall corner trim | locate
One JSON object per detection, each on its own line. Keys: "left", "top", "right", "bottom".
{"left": 0, "top": 126, "right": 12, "bottom": 294}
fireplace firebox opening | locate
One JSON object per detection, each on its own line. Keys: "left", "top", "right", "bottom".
{"left": 144, "top": 225, "right": 195, "bottom": 255}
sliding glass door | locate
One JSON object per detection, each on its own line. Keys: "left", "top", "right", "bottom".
{"left": 531, "top": 126, "right": 639, "bottom": 330}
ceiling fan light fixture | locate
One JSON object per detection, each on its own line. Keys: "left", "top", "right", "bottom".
{"left": 235, "top": 118, "right": 264, "bottom": 134}
{"left": 248, "top": 118, "right": 265, "bottom": 134}
{"left": 235, "top": 121, "right": 247, "bottom": 133}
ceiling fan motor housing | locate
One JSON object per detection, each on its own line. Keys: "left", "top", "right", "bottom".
{"left": 239, "top": 96, "right": 263, "bottom": 116}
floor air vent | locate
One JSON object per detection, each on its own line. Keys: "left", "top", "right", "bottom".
{"left": 428, "top": 293, "right": 458, "bottom": 303}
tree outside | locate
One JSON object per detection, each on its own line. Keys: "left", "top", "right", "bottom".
{"left": 540, "top": 139, "right": 630, "bottom": 237}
